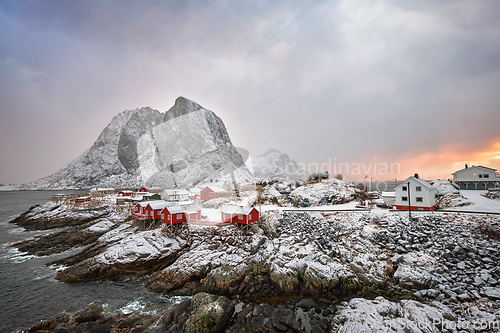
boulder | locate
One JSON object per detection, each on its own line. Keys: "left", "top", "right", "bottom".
{"left": 162, "top": 292, "right": 234, "bottom": 333}
{"left": 330, "top": 297, "right": 445, "bottom": 333}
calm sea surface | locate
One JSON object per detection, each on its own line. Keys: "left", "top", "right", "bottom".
{"left": 0, "top": 191, "right": 180, "bottom": 333}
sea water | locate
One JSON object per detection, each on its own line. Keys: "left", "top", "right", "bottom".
{"left": 0, "top": 191, "right": 178, "bottom": 332}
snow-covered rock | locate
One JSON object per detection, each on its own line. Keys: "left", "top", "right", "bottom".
{"left": 393, "top": 252, "right": 438, "bottom": 290}
{"left": 431, "top": 179, "right": 459, "bottom": 196}
{"left": 21, "top": 97, "right": 253, "bottom": 190}
{"left": 288, "top": 179, "right": 356, "bottom": 206}
{"left": 432, "top": 179, "right": 472, "bottom": 209}
{"left": 331, "top": 297, "right": 446, "bottom": 332}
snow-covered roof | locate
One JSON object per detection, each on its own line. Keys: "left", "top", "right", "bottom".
{"left": 205, "top": 185, "right": 226, "bottom": 192}
{"left": 220, "top": 205, "right": 255, "bottom": 215}
{"left": 381, "top": 192, "right": 395, "bottom": 198}
{"left": 163, "top": 205, "right": 187, "bottom": 214}
{"left": 395, "top": 177, "right": 435, "bottom": 190}
{"left": 184, "top": 204, "right": 201, "bottom": 214}
{"left": 163, "top": 188, "right": 190, "bottom": 195}
{"left": 452, "top": 165, "right": 497, "bottom": 175}
{"left": 118, "top": 190, "right": 134, "bottom": 193}
{"left": 137, "top": 201, "right": 155, "bottom": 207}
{"left": 148, "top": 200, "right": 175, "bottom": 210}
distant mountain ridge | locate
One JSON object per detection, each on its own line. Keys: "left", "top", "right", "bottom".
{"left": 250, "top": 149, "right": 308, "bottom": 181}
{"left": 22, "top": 97, "right": 253, "bottom": 190}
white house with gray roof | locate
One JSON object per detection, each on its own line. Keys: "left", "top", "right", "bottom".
{"left": 452, "top": 165, "right": 500, "bottom": 190}
{"left": 394, "top": 174, "right": 436, "bottom": 211}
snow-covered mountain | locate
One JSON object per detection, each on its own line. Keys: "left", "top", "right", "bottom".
{"left": 22, "top": 97, "right": 253, "bottom": 190}
{"left": 250, "top": 149, "right": 307, "bottom": 181}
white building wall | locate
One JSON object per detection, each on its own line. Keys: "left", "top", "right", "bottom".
{"left": 453, "top": 166, "right": 498, "bottom": 182}
{"left": 395, "top": 178, "right": 436, "bottom": 208}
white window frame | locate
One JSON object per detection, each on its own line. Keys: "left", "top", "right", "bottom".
{"left": 402, "top": 196, "right": 408, "bottom": 202}
{"left": 177, "top": 214, "right": 183, "bottom": 219}
{"left": 402, "top": 186, "right": 407, "bottom": 191}
{"left": 416, "top": 197, "right": 423, "bottom": 202}
{"left": 416, "top": 186, "right": 421, "bottom": 192}
{"left": 238, "top": 214, "right": 243, "bottom": 219}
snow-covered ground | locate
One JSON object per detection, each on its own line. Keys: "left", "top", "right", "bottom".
{"left": 200, "top": 208, "right": 223, "bottom": 222}
{"left": 450, "top": 190, "right": 500, "bottom": 213}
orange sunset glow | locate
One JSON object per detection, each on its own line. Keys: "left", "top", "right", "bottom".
{"left": 396, "top": 141, "right": 500, "bottom": 181}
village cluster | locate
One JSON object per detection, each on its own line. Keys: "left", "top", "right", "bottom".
{"left": 67, "top": 164, "right": 500, "bottom": 231}
{"left": 73, "top": 182, "right": 260, "bottom": 227}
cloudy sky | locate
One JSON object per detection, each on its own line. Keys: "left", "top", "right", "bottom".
{"left": 1, "top": 0, "right": 500, "bottom": 184}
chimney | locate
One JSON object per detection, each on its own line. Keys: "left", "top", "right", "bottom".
{"left": 414, "top": 173, "right": 419, "bottom": 179}
{"left": 465, "top": 164, "right": 468, "bottom": 169}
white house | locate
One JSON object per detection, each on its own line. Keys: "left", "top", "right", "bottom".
{"left": 394, "top": 174, "right": 436, "bottom": 211}
{"left": 452, "top": 165, "right": 500, "bottom": 190}
{"left": 381, "top": 192, "right": 396, "bottom": 208}
{"left": 161, "top": 188, "right": 190, "bottom": 201}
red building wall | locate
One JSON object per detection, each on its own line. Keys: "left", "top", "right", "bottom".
{"left": 395, "top": 205, "right": 436, "bottom": 211}
{"left": 161, "top": 209, "right": 187, "bottom": 224}
{"left": 200, "top": 187, "right": 214, "bottom": 201}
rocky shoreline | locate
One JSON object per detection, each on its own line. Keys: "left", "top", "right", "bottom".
{"left": 10, "top": 200, "right": 500, "bottom": 332}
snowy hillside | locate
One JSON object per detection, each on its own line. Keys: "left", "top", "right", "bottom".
{"left": 22, "top": 97, "right": 253, "bottom": 190}
{"left": 250, "top": 149, "right": 307, "bottom": 181}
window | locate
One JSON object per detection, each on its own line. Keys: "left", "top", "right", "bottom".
{"left": 402, "top": 196, "right": 408, "bottom": 202}
{"left": 416, "top": 197, "right": 423, "bottom": 202}
{"left": 484, "top": 174, "right": 490, "bottom": 178}
{"left": 416, "top": 186, "right": 421, "bottom": 192}
{"left": 238, "top": 214, "right": 243, "bottom": 219}
{"left": 249, "top": 214, "right": 252, "bottom": 219}
{"left": 161, "top": 214, "right": 164, "bottom": 219}
{"left": 479, "top": 174, "right": 483, "bottom": 178}
{"left": 402, "top": 186, "right": 407, "bottom": 191}
{"left": 168, "top": 215, "right": 171, "bottom": 220}
{"left": 177, "top": 214, "right": 183, "bottom": 219}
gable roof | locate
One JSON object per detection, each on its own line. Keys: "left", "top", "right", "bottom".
{"left": 136, "top": 200, "right": 160, "bottom": 208}
{"left": 147, "top": 200, "right": 175, "bottom": 210}
{"left": 162, "top": 205, "right": 187, "bottom": 214}
{"left": 220, "top": 205, "right": 256, "bottom": 215}
{"left": 452, "top": 165, "right": 497, "bottom": 175}
{"left": 204, "top": 185, "right": 226, "bottom": 192}
{"left": 394, "top": 176, "right": 435, "bottom": 191}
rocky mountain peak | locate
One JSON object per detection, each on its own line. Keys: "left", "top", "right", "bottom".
{"left": 22, "top": 97, "right": 254, "bottom": 189}
{"left": 164, "top": 96, "right": 204, "bottom": 121}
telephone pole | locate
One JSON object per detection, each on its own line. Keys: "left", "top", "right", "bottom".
{"left": 407, "top": 181, "right": 411, "bottom": 219}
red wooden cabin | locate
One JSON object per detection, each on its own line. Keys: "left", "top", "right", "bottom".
{"left": 220, "top": 205, "right": 259, "bottom": 224}
{"left": 161, "top": 206, "right": 187, "bottom": 224}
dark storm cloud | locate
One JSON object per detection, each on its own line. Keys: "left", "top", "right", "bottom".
{"left": 1, "top": 0, "right": 500, "bottom": 183}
